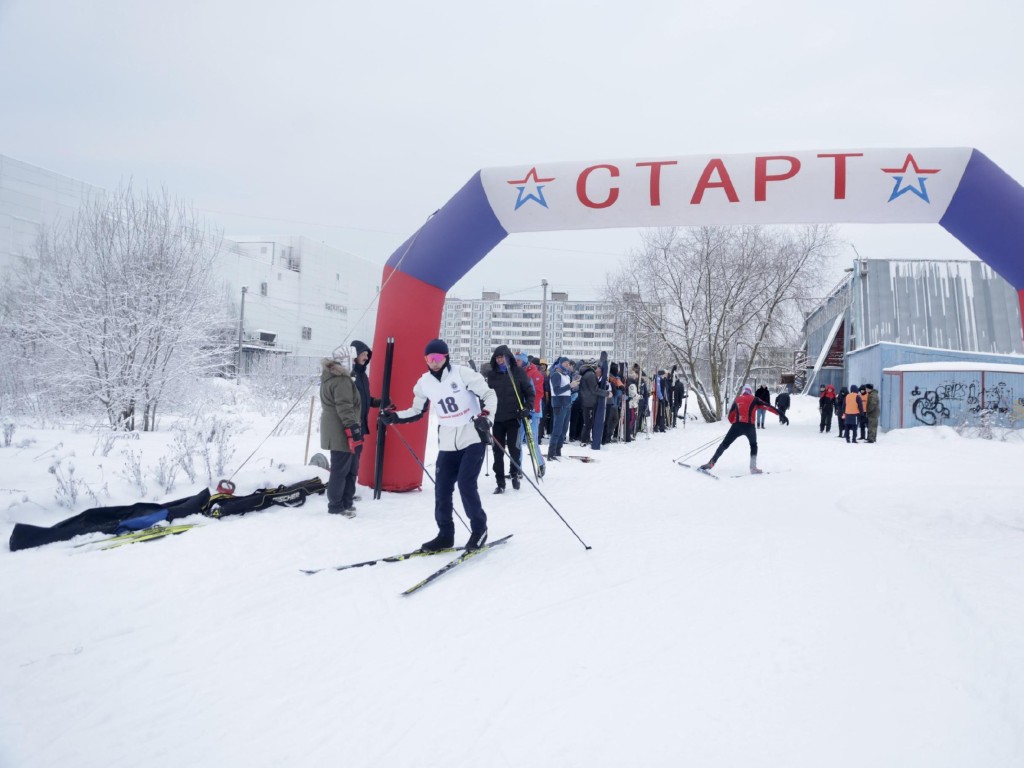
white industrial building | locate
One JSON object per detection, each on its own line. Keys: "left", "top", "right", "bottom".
{"left": 0, "top": 155, "right": 380, "bottom": 368}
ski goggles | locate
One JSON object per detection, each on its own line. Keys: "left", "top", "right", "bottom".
{"left": 425, "top": 353, "right": 447, "bottom": 365}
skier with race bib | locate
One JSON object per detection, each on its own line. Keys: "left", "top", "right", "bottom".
{"left": 379, "top": 339, "right": 497, "bottom": 551}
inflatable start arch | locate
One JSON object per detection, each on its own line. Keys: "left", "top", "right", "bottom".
{"left": 360, "top": 148, "right": 1024, "bottom": 491}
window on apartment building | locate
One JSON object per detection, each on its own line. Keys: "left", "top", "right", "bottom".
{"left": 301, "top": 326, "right": 312, "bottom": 340}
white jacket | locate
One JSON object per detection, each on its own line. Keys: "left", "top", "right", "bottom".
{"left": 395, "top": 364, "right": 497, "bottom": 451}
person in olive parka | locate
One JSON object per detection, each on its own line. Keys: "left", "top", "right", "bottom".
{"left": 319, "top": 354, "right": 362, "bottom": 517}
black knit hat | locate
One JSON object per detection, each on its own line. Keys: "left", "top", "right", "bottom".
{"left": 424, "top": 338, "right": 449, "bottom": 356}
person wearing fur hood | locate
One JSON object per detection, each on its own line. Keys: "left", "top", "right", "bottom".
{"left": 319, "top": 355, "right": 362, "bottom": 517}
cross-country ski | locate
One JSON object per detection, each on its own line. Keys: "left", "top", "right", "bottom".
{"left": 301, "top": 544, "right": 463, "bottom": 574}
{"left": 401, "top": 534, "right": 513, "bottom": 596}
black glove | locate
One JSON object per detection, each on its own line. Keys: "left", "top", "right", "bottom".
{"left": 473, "top": 413, "right": 492, "bottom": 443}
{"left": 517, "top": 408, "right": 532, "bottom": 420}
{"left": 379, "top": 406, "right": 398, "bottom": 425}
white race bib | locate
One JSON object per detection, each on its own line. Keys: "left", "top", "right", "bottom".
{"left": 419, "top": 367, "right": 482, "bottom": 427}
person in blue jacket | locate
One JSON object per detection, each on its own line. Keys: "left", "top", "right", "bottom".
{"left": 547, "top": 357, "right": 575, "bottom": 459}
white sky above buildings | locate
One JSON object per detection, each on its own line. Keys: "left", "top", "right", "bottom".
{"left": 1, "top": 0, "right": 1021, "bottom": 302}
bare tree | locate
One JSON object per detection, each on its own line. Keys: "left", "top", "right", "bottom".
{"left": 608, "top": 225, "right": 838, "bottom": 422}
{"left": 8, "top": 184, "right": 233, "bottom": 430}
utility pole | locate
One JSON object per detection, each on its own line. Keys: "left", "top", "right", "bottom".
{"left": 236, "top": 285, "right": 247, "bottom": 385}
{"left": 540, "top": 279, "right": 549, "bottom": 360}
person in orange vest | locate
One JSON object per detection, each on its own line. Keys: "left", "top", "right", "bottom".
{"left": 699, "top": 385, "right": 780, "bottom": 474}
{"left": 844, "top": 385, "right": 865, "bottom": 443}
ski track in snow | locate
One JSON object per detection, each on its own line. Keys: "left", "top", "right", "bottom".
{"left": 2, "top": 397, "right": 1024, "bottom": 767}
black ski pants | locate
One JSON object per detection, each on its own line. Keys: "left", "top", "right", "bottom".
{"left": 435, "top": 443, "right": 486, "bottom": 537}
{"left": 327, "top": 448, "right": 359, "bottom": 512}
{"left": 710, "top": 422, "right": 757, "bottom": 463}
{"left": 820, "top": 405, "right": 833, "bottom": 433}
{"left": 580, "top": 404, "right": 596, "bottom": 444}
{"left": 491, "top": 418, "right": 520, "bottom": 486}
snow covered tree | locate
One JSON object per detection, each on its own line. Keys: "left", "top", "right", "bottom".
{"left": 8, "top": 185, "right": 233, "bottom": 430}
{"left": 607, "top": 225, "right": 838, "bottom": 422}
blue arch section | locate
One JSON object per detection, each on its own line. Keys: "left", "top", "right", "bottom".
{"left": 385, "top": 171, "right": 508, "bottom": 292}
{"left": 940, "top": 149, "right": 1024, "bottom": 291}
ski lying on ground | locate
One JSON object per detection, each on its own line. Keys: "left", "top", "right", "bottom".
{"left": 301, "top": 544, "right": 465, "bottom": 574}
{"left": 729, "top": 469, "right": 788, "bottom": 478}
{"left": 674, "top": 461, "right": 719, "bottom": 479}
{"left": 562, "top": 455, "right": 598, "bottom": 463}
{"left": 75, "top": 524, "right": 200, "bottom": 550}
{"left": 401, "top": 534, "right": 513, "bottom": 596}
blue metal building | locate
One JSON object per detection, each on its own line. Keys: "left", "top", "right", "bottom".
{"left": 803, "top": 258, "right": 1024, "bottom": 430}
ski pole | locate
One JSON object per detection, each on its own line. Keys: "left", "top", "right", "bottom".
{"left": 387, "top": 426, "right": 470, "bottom": 533}
{"left": 488, "top": 434, "right": 592, "bottom": 551}
{"left": 507, "top": 366, "right": 543, "bottom": 482}
{"left": 673, "top": 433, "right": 727, "bottom": 464}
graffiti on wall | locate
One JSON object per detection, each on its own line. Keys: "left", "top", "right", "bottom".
{"left": 909, "top": 379, "right": 1020, "bottom": 426}
{"left": 910, "top": 383, "right": 962, "bottom": 425}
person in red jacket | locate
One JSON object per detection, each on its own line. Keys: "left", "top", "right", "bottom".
{"left": 699, "top": 385, "right": 780, "bottom": 474}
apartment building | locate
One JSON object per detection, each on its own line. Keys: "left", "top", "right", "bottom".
{"left": 439, "top": 291, "right": 621, "bottom": 364}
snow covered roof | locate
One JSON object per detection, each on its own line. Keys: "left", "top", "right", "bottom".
{"left": 884, "top": 361, "right": 1024, "bottom": 374}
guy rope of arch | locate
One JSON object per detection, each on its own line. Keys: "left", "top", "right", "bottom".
{"left": 359, "top": 148, "right": 1024, "bottom": 491}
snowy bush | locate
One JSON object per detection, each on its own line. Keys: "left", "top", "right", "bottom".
{"left": 197, "top": 416, "right": 237, "bottom": 483}
{"left": 119, "top": 447, "right": 148, "bottom": 497}
{"left": 955, "top": 408, "right": 1020, "bottom": 442}
{"left": 170, "top": 427, "right": 200, "bottom": 483}
{"left": 152, "top": 456, "right": 178, "bottom": 495}
{"left": 48, "top": 459, "right": 98, "bottom": 509}
{"left": 92, "top": 431, "right": 118, "bottom": 457}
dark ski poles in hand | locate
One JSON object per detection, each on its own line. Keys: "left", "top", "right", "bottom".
{"left": 373, "top": 337, "right": 395, "bottom": 500}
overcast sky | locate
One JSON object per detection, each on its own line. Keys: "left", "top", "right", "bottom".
{"left": 2, "top": 0, "right": 1021, "bottom": 302}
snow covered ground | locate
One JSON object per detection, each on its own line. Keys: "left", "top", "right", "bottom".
{"left": 2, "top": 393, "right": 1023, "bottom": 768}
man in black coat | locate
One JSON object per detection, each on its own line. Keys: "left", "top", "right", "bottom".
{"left": 485, "top": 344, "right": 533, "bottom": 492}
{"left": 672, "top": 367, "right": 686, "bottom": 427}
{"left": 576, "top": 362, "right": 599, "bottom": 445}
{"left": 775, "top": 389, "right": 791, "bottom": 425}
{"left": 755, "top": 384, "right": 771, "bottom": 428}
{"left": 348, "top": 340, "right": 380, "bottom": 505}
{"left": 350, "top": 340, "right": 380, "bottom": 436}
